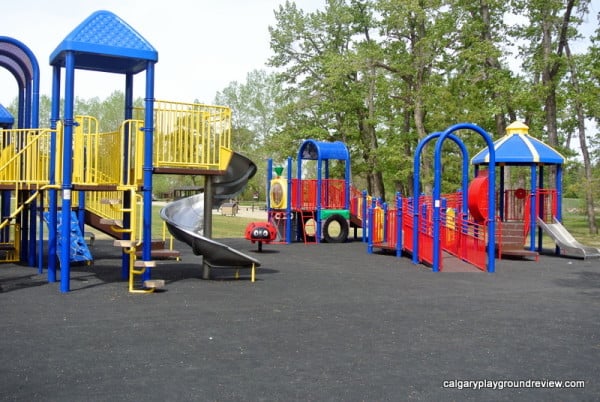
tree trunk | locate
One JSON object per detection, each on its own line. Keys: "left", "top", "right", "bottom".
{"left": 565, "top": 43, "right": 597, "bottom": 234}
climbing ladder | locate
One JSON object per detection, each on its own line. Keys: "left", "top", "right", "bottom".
{"left": 102, "top": 188, "right": 164, "bottom": 293}
{"left": 300, "top": 210, "right": 318, "bottom": 244}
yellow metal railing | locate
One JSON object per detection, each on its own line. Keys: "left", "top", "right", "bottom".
{"left": 124, "top": 119, "right": 145, "bottom": 186}
{"left": 0, "top": 185, "right": 60, "bottom": 261}
{"left": 0, "top": 223, "right": 20, "bottom": 263}
{"left": 1, "top": 100, "right": 232, "bottom": 189}
{"left": 0, "top": 128, "right": 54, "bottom": 186}
{"left": 72, "top": 116, "right": 123, "bottom": 186}
{"left": 135, "top": 100, "right": 232, "bottom": 169}
{"left": 85, "top": 190, "right": 124, "bottom": 223}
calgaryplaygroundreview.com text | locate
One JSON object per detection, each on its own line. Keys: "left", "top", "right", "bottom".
{"left": 442, "top": 379, "right": 586, "bottom": 391}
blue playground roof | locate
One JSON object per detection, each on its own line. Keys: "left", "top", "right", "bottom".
{"left": 471, "top": 126, "right": 565, "bottom": 166}
{"left": 50, "top": 10, "right": 158, "bottom": 74}
{"left": 298, "top": 140, "right": 350, "bottom": 162}
{"left": 0, "top": 37, "right": 36, "bottom": 88}
{"left": 0, "top": 104, "right": 14, "bottom": 126}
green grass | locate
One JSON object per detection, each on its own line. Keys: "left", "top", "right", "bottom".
{"left": 149, "top": 203, "right": 598, "bottom": 245}
{"left": 211, "top": 215, "right": 257, "bottom": 238}
{"left": 149, "top": 204, "right": 255, "bottom": 239}
{"left": 561, "top": 213, "right": 600, "bottom": 247}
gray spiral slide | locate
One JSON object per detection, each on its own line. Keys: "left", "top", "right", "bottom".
{"left": 159, "top": 152, "right": 261, "bottom": 278}
{"left": 536, "top": 217, "right": 600, "bottom": 259}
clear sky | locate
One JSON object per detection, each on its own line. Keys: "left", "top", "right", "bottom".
{"left": 1, "top": 1, "right": 596, "bottom": 108}
{"left": 0, "top": 0, "right": 323, "bottom": 106}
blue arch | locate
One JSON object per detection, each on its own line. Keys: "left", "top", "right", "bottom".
{"left": 0, "top": 36, "right": 41, "bottom": 269}
{"left": 432, "top": 123, "right": 496, "bottom": 273}
{"left": 296, "top": 139, "right": 352, "bottom": 210}
{"left": 412, "top": 132, "right": 469, "bottom": 265}
{"left": 0, "top": 36, "right": 40, "bottom": 129}
{"left": 296, "top": 139, "right": 352, "bottom": 242}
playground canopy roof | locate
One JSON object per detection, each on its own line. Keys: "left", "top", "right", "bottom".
{"left": 49, "top": 10, "right": 158, "bottom": 74}
{"left": 0, "top": 104, "right": 14, "bottom": 126}
{"left": 298, "top": 140, "right": 350, "bottom": 162}
{"left": 0, "top": 37, "right": 36, "bottom": 89}
{"left": 471, "top": 122, "right": 564, "bottom": 166}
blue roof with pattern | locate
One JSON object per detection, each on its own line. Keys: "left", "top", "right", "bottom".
{"left": 0, "top": 104, "right": 14, "bottom": 125}
{"left": 471, "top": 133, "right": 565, "bottom": 165}
{"left": 50, "top": 10, "right": 157, "bottom": 74}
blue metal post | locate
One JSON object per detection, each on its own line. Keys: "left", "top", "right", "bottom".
{"left": 538, "top": 165, "right": 545, "bottom": 253}
{"left": 141, "top": 62, "right": 155, "bottom": 281}
{"left": 529, "top": 165, "right": 537, "bottom": 251}
{"left": 396, "top": 193, "right": 403, "bottom": 257}
{"left": 315, "top": 158, "right": 322, "bottom": 242}
{"left": 361, "top": 190, "right": 368, "bottom": 243}
{"left": 121, "top": 74, "right": 134, "bottom": 280}
{"left": 367, "top": 197, "right": 376, "bottom": 254}
{"left": 60, "top": 52, "right": 76, "bottom": 292}
{"left": 266, "top": 158, "right": 273, "bottom": 211}
{"left": 27, "top": 194, "right": 36, "bottom": 266}
{"left": 556, "top": 165, "right": 563, "bottom": 256}
{"left": 37, "top": 192, "right": 44, "bottom": 274}
{"left": 286, "top": 157, "right": 293, "bottom": 243}
{"left": 47, "top": 65, "right": 61, "bottom": 282}
{"left": 78, "top": 192, "right": 85, "bottom": 236}
{"left": 344, "top": 157, "right": 351, "bottom": 210}
{"left": 27, "top": 49, "right": 40, "bottom": 268}
{"left": 556, "top": 165, "right": 563, "bottom": 221}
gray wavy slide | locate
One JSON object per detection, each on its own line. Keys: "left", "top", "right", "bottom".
{"left": 159, "top": 152, "right": 261, "bottom": 278}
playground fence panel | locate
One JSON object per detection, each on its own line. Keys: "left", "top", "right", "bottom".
{"left": 349, "top": 186, "right": 366, "bottom": 222}
{"left": 369, "top": 198, "right": 404, "bottom": 250}
{"left": 72, "top": 116, "right": 123, "bottom": 186}
{"left": 0, "top": 128, "right": 53, "bottom": 186}
{"left": 443, "top": 192, "right": 463, "bottom": 212}
{"left": 504, "top": 189, "right": 527, "bottom": 221}
{"left": 523, "top": 188, "right": 557, "bottom": 237}
{"left": 85, "top": 190, "right": 124, "bottom": 223}
{"left": 321, "top": 179, "right": 346, "bottom": 209}
{"left": 441, "top": 210, "right": 487, "bottom": 271}
{"left": 138, "top": 100, "right": 231, "bottom": 170}
{"left": 403, "top": 198, "right": 414, "bottom": 253}
{"left": 418, "top": 216, "right": 436, "bottom": 266}
{"left": 536, "top": 189, "right": 557, "bottom": 222}
{"left": 417, "top": 201, "right": 436, "bottom": 266}
{"left": 370, "top": 203, "right": 385, "bottom": 245}
{"left": 0, "top": 222, "right": 20, "bottom": 262}
{"left": 290, "top": 178, "right": 347, "bottom": 210}
{"left": 123, "top": 119, "right": 145, "bottom": 186}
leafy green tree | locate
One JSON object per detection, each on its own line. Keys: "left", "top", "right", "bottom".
{"left": 511, "top": 0, "right": 591, "bottom": 187}
{"left": 214, "top": 69, "right": 284, "bottom": 200}
{"left": 269, "top": 0, "right": 388, "bottom": 198}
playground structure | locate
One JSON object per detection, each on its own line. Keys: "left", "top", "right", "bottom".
{"left": 0, "top": 11, "right": 259, "bottom": 293}
{"left": 267, "top": 122, "right": 599, "bottom": 273}
{"left": 266, "top": 139, "right": 368, "bottom": 245}
{"left": 367, "top": 121, "right": 600, "bottom": 272}
{"left": 265, "top": 130, "right": 496, "bottom": 271}
{"left": 2, "top": 11, "right": 596, "bottom": 291}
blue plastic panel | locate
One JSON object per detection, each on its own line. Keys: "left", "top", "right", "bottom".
{"left": 50, "top": 10, "right": 158, "bottom": 74}
{"left": 472, "top": 133, "right": 564, "bottom": 165}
